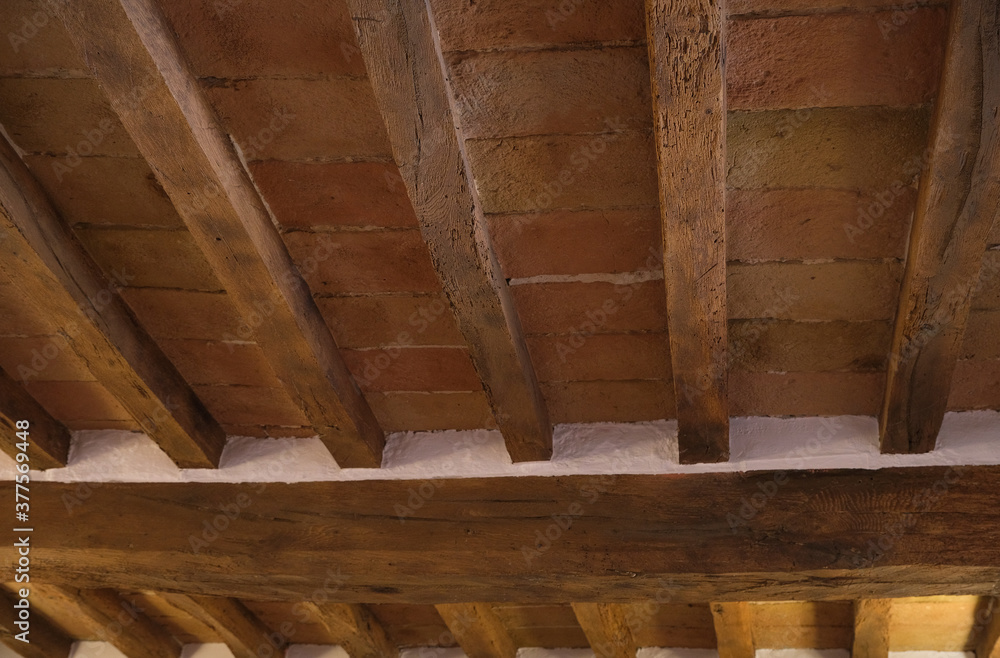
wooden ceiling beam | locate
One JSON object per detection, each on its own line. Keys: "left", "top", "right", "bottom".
{"left": 0, "top": 587, "right": 74, "bottom": 658}
{"left": 853, "top": 599, "right": 892, "bottom": 658}
{"left": 33, "top": 586, "right": 180, "bottom": 658}
{"left": 0, "top": 367, "right": 70, "bottom": 470}
{"left": 978, "top": 598, "right": 1000, "bottom": 658}
{"left": 645, "top": 0, "right": 730, "bottom": 463}
{"left": 154, "top": 593, "right": 285, "bottom": 658}
{"left": 711, "top": 602, "right": 754, "bottom": 658}
{"left": 12, "top": 466, "right": 1000, "bottom": 602}
{"left": 304, "top": 602, "right": 397, "bottom": 658}
{"left": 880, "top": 0, "right": 1000, "bottom": 453}
{"left": 54, "top": 0, "right": 385, "bottom": 468}
{"left": 0, "top": 135, "right": 225, "bottom": 468}
{"left": 345, "top": 0, "right": 552, "bottom": 462}
{"left": 571, "top": 603, "right": 637, "bottom": 658}
{"left": 436, "top": 603, "right": 518, "bottom": 658}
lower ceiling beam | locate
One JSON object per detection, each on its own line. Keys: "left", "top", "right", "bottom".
{"left": 572, "top": 603, "right": 637, "bottom": 658}
{"left": 853, "top": 599, "right": 892, "bottom": 658}
{"left": 978, "top": 598, "right": 1000, "bottom": 658}
{"left": 0, "top": 367, "right": 70, "bottom": 470}
{"left": 304, "top": 602, "right": 397, "bottom": 658}
{"left": 436, "top": 603, "right": 518, "bottom": 658}
{"left": 155, "top": 593, "right": 285, "bottom": 658}
{"left": 0, "top": 587, "right": 74, "bottom": 658}
{"left": 711, "top": 602, "right": 754, "bottom": 658}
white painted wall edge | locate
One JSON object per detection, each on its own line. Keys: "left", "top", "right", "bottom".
{"left": 3, "top": 410, "right": 997, "bottom": 483}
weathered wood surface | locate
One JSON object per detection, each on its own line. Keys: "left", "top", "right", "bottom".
{"left": 437, "top": 603, "right": 518, "bottom": 658}
{"left": 56, "top": 0, "right": 385, "bottom": 467}
{"left": 0, "top": 131, "right": 225, "bottom": 468}
{"left": 4, "top": 466, "right": 1000, "bottom": 603}
{"left": 0, "top": 367, "right": 70, "bottom": 470}
{"left": 711, "top": 602, "right": 755, "bottom": 658}
{"left": 880, "top": 0, "right": 1000, "bottom": 453}
{"left": 853, "top": 599, "right": 892, "bottom": 658}
{"left": 571, "top": 603, "right": 637, "bottom": 658}
{"left": 645, "top": 0, "right": 730, "bottom": 463}
{"left": 347, "top": 0, "right": 552, "bottom": 461}
{"left": 306, "top": 602, "right": 397, "bottom": 658}
{"left": 155, "top": 593, "right": 285, "bottom": 658}
{"left": 0, "top": 587, "right": 74, "bottom": 658}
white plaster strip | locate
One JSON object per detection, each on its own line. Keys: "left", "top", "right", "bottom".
{"left": 3, "top": 411, "right": 998, "bottom": 483}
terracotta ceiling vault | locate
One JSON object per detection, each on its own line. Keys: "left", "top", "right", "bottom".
{"left": 0, "top": 0, "right": 999, "bottom": 655}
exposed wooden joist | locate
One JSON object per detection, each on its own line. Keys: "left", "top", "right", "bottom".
{"left": 0, "top": 367, "right": 70, "bottom": 470}
{"left": 645, "top": 0, "right": 730, "bottom": 463}
{"left": 0, "top": 135, "right": 225, "bottom": 468}
{"left": 880, "top": 0, "right": 1000, "bottom": 453}
{"left": 10, "top": 466, "right": 1000, "bottom": 603}
{"left": 571, "top": 603, "right": 637, "bottom": 658}
{"left": 155, "top": 593, "right": 285, "bottom": 658}
{"left": 55, "top": 0, "right": 385, "bottom": 468}
{"left": 711, "top": 602, "right": 754, "bottom": 658}
{"left": 304, "top": 602, "right": 397, "bottom": 658}
{"left": 853, "top": 599, "right": 892, "bottom": 658}
{"left": 0, "top": 587, "right": 74, "bottom": 658}
{"left": 345, "top": 0, "right": 552, "bottom": 462}
{"left": 33, "top": 586, "right": 179, "bottom": 658}
{"left": 978, "top": 598, "right": 1000, "bottom": 658}
{"left": 436, "top": 603, "right": 518, "bottom": 658}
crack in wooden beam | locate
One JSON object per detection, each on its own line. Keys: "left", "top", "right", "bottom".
{"left": 345, "top": 0, "right": 552, "bottom": 462}
{"left": 0, "top": 134, "right": 225, "bottom": 468}
{"left": 54, "top": 0, "right": 385, "bottom": 467}
{"left": 645, "top": 0, "right": 730, "bottom": 463}
{"left": 880, "top": 0, "right": 1000, "bottom": 453}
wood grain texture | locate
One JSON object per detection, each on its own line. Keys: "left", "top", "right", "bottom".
{"left": 0, "top": 367, "right": 69, "bottom": 470}
{"left": 436, "top": 603, "right": 518, "bottom": 658}
{"left": 55, "top": 0, "right": 385, "bottom": 467}
{"left": 8, "top": 466, "right": 1000, "bottom": 603}
{"left": 156, "top": 593, "right": 285, "bottom": 658}
{"left": 0, "top": 135, "right": 225, "bottom": 468}
{"left": 571, "top": 603, "right": 637, "bottom": 658}
{"left": 979, "top": 598, "right": 1000, "bottom": 658}
{"left": 307, "top": 603, "right": 398, "bottom": 658}
{"left": 880, "top": 0, "right": 1000, "bottom": 453}
{"left": 853, "top": 599, "right": 892, "bottom": 658}
{"left": 346, "top": 0, "right": 552, "bottom": 462}
{"left": 645, "top": 0, "right": 729, "bottom": 463}
{"left": 711, "top": 602, "right": 754, "bottom": 658}
{"left": 33, "top": 585, "right": 179, "bottom": 658}
{"left": 0, "top": 587, "right": 73, "bottom": 658}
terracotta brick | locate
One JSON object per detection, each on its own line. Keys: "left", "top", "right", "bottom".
{"left": 466, "top": 131, "right": 658, "bottom": 214}
{"left": 316, "top": 294, "right": 464, "bottom": 348}
{"left": 727, "top": 261, "right": 903, "bottom": 321}
{"left": 540, "top": 380, "right": 675, "bottom": 423}
{"left": 204, "top": 78, "right": 391, "bottom": 161}
{"left": 972, "top": 250, "right": 1000, "bottom": 310}
{"left": 193, "top": 385, "right": 310, "bottom": 427}
{"left": 24, "top": 155, "right": 184, "bottom": 228}
{"left": 0, "top": 336, "right": 96, "bottom": 382}
{"left": 283, "top": 230, "right": 441, "bottom": 294}
{"left": 728, "top": 107, "right": 930, "bottom": 190}
{"left": 0, "top": 284, "right": 57, "bottom": 336}
{"left": 527, "top": 333, "right": 670, "bottom": 381}
{"left": 488, "top": 208, "right": 662, "bottom": 277}
{"left": 0, "top": 78, "right": 139, "bottom": 156}
{"left": 446, "top": 47, "right": 651, "bottom": 139}
{"left": 961, "top": 310, "right": 1000, "bottom": 361}
{"left": 728, "top": 9, "right": 946, "bottom": 110}
{"left": 0, "top": 0, "right": 89, "bottom": 74}
{"left": 727, "top": 188, "right": 915, "bottom": 261}
{"left": 427, "top": 0, "right": 645, "bottom": 52}
{"left": 730, "top": 371, "right": 885, "bottom": 416}
{"left": 510, "top": 280, "right": 668, "bottom": 335}
{"left": 24, "top": 380, "right": 133, "bottom": 422}
{"left": 366, "top": 391, "right": 496, "bottom": 432}
{"left": 730, "top": 0, "right": 946, "bottom": 16}
{"left": 729, "top": 320, "right": 891, "bottom": 372}
{"left": 157, "top": 339, "right": 281, "bottom": 387}
{"left": 948, "top": 359, "right": 1000, "bottom": 411}
{"left": 75, "top": 227, "right": 223, "bottom": 291}
{"left": 342, "top": 347, "right": 482, "bottom": 392}
{"left": 121, "top": 289, "right": 245, "bottom": 341}
{"left": 249, "top": 160, "right": 417, "bottom": 229}
{"left": 159, "top": 0, "right": 364, "bottom": 78}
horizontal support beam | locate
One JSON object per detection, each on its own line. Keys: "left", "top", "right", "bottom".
{"left": 6, "top": 466, "right": 1000, "bottom": 602}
